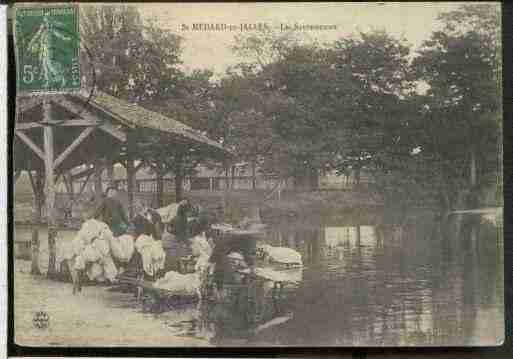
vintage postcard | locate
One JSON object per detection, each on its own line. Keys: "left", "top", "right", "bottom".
{"left": 11, "top": 2, "right": 503, "bottom": 348}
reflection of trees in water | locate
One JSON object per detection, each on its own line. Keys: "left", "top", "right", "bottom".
{"left": 231, "top": 208, "right": 501, "bottom": 346}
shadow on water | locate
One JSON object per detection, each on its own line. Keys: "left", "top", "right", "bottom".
{"left": 163, "top": 207, "right": 503, "bottom": 346}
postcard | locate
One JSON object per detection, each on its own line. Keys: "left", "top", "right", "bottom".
{"left": 11, "top": 2, "right": 503, "bottom": 348}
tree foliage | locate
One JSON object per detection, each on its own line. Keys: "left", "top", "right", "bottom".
{"left": 81, "top": 5, "right": 183, "bottom": 105}
{"left": 80, "top": 4, "right": 500, "bottom": 209}
{"left": 411, "top": 3, "right": 501, "bottom": 209}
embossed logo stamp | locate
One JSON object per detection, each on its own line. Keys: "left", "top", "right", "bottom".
{"left": 14, "top": 5, "right": 80, "bottom": 94}
{"left": 32, "top": 311, "right": 50, "bottom": 329}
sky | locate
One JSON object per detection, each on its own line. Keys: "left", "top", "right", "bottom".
{"left": 135, "top": 2, "right": 481, "bottom": 77}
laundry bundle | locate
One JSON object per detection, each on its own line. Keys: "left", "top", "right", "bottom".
{"left": 73, "top": 225, "right": 118, "bottom": 282}
{"left": 58, "top": 219, "right": 122, "bottom": 283}
{"left": 107, "top": 233, "right": 135, "bottom": 263}
{"left": 134, "top": 234, "right": 166, "bottom": 276}
{"left": 57, "top": 219, "right": 109, "bottom": 261}
{"left": 153, "top": 270, "right": 202, "bottom": 298}
{"left": 75, "top": 219, "right": 110, "bottom": 246}
{"left": 257, "top": 244, "right": 303, "bottom": 267}
{"left": 152, "top": 234, "right": 212, "bottom": 298}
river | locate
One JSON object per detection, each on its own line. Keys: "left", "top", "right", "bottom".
{"left": 13, "top": 208, "right": 503, "bottom": 347}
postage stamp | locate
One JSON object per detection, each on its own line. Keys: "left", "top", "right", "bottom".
{"left": 14, "top": 5, "right": 80, "bottom": 94}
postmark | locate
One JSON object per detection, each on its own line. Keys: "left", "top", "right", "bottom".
{"left": 14, "top": 5, "right": 81, "bottom": 94}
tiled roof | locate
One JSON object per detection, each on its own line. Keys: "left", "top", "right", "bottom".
{"left": 73, "top": 89, "right": 228, "bottom": 154}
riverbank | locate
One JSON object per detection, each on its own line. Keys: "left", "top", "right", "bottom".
{"left": 14, "top": 189, "right": 382, "bottom": 227}
{"left": 187, "top": 189, "right": 382, "bottom": 224}
{"left": 14, "top": 259, "right": 210, "bottom": 347}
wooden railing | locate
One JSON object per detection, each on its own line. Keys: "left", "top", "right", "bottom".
{"left": 70, "top": 174, "right": 364, "bottom": 194}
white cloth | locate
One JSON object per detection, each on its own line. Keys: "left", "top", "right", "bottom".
{"left": 153, "top": 271, "right": 201, "bottom": 297}
{"left": 68, "top": 219, "right": 119, "bottom": 282}
{"left": 76, "top": 219, "right": 110, "bottom": 246}
{"left": 134, "top": 234, "right": 166, "bottom": 276}
{"left": 109, "top": 234, "right": 135, "bottom": 263}
{"left": 258, "top": 244, "right": 303, "bottom": 266}
{"left": 86, "top": 262, "right": 105, "bottom": 282}
{"left": 72, "top": 239, "right": 118, "bottom": 281}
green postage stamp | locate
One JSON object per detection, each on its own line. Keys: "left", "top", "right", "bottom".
{"left": 14, "top": 5, "right": 80, "bottom": 94}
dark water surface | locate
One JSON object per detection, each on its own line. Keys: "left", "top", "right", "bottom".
{"left": 169, "top": 209, "right": 504, "bottom": 346}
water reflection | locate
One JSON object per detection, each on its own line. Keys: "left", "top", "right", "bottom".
{"left": 170, "top": 210, "right": 503, "bottom": 346}
{"left": 14, "top": 209, "right": 503, "bottom": 346}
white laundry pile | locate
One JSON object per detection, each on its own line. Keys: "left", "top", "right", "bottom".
{"left": 257, "top": 244, "right": 303, "bottom": 267}
{"left": 153, "top": 270, "right": 202, "bottom": 297}
{"left": 60, "top": 219, "right": 119, "bottom": 282}
{"left": 153, "top": 233, "right": 212, "bottom": 297}
{"left": 188, "top": 233, "right": 213, "bottom": 278}
{"left": 107, "top": 233, "right": 135, "bottom": 263}
{"left": 56, "top": 219, "right": 105, "bottom": 264}
{"left": 134, "top": 234, "right": 166, "bottom": 276}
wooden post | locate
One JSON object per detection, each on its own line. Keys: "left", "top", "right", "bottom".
{"left": 28, "top": 170, "right": 42, "bottom": 275}
{"left": 14, "top": 171, "right": 21, "bottom": 184}
{"left": 43, "top": 101, "right": 58, "bottom": 278}
{"left": 107, "top": 162, "right": 115, "bottom": 187}
{"left": 355, "top": 224, "right": 361, "bottom": 247}
{"left": 94, "top": 159, "right": 103, "bottom": 202}
{"left": 209, "top": 177, "right": 213, "bottom": 192}
{"left": 126, "top": 158, "right": 135, "bottom": 219}
{"left": 470, "top": 149, "right": 477, "bottom": 187}
{"left": 251, "top": 160, "right": 257, "bottom": 190}
{"left": 63, "top": 172, "right": 74, "bottom": 220}
{"left": 231, "top": 165, "right": 235, "bottom": 190}
{"left": 156, "top": 167, "right": 164, "bottom": 208}
{"left": 175, "top": 153, "right": 184, "bottom": 202}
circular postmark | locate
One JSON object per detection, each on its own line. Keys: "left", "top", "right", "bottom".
{"left": 32, "top": 310, "right": 50, "bottom": 329}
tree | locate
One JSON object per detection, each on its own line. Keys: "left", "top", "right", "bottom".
{"left": 226, "top": 29, "right": 416, "bottom": 191}
{"left": 82, "top": 5, "right": 227, "bottom": 202}
{"left": 412, "top": 3, "right": 501, "bottom": 210}
{"left": 81, "top": 5, "right": 183, "bottom": 105}
{"left": 320, "top": 31, "right": 415, "bottom": 189}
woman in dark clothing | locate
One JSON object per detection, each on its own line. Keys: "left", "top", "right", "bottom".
{"left": 92, "top": 187, "right": 129, "bottom": 237}
{"left": 210, "top": 232, "right": 257, "bottom": 293}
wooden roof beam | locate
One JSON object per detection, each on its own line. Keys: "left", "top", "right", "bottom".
{"left": 62, "top": 119, "right": 99, "bottom": 126}
{"left": 71, "top": 166, "right": 94, "bottom": 181}
{"left": 16, "top": 122, "right": 42, "bottom": 130}
{"left": 53, "top": 97, "right": 126, "bottom": 142}
{"left": 99, "top": 122, "right": 126, "bottom": 142}
{"left": 16, "top": 119, "right": 100, "bottom": 131}
{"left": 15, "top": 130, "right": 45, "bottom": 161}
{"left": 53, "top": 127, "right": 95, "bottom": 170}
